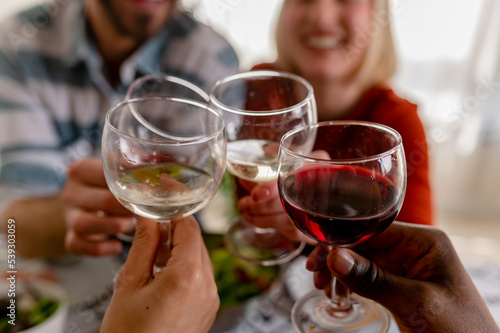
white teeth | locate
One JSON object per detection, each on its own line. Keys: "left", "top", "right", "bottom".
{"left": 306, "top": 37, "right": 340, "bottom": 49}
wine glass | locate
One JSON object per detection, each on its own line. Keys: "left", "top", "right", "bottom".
{"left": 125, "top": 73, "right": 210, "bottom": 102}
{"left": 210, "top": 70, "right": 317, "bottom": 266}
{"left": 102, "top": 97, "right": 226, "bottom": 271}
{"left": 278, "top": 121, "right": 406, "bottom": 333}
{"left": 115, "top": 74, "right": 210, "bottom": 243}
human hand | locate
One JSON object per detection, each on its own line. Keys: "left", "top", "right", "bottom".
{"left": 100, "top": 216, "right": 219, "bottom": 333}
{"left": 237, "top": 150, "right": 330, "bottom": 245}
{"left": 62, "top": 158, "right": 135, "bottom": 256}
{"left": 238, "top": 179, "right": 315, "bottom": 245}
{"left": 306, "top": 222, "right": 499, "bottom": 333}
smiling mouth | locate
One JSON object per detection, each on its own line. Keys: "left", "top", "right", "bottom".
{"left": 306, "top": 36, "right": 341, "bottom": 50}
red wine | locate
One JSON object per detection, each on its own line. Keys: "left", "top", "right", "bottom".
{"left": 279, "top": 164, "right": 400, "bottom": 246}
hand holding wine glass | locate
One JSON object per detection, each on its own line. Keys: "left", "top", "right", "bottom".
{"left": 101, "top": 97, "right": 226, "bottom": 271}
{"left": 101, "top": 216, "right": 219, "bottom": 333}
{"left": 306, "top": 221, "right": 500, "bottom": 333}
{"left": 63, "top": 158, "right": 136, "bottom": 256}
{"left": 278, "top": 121, "right": 406, "bottom": 333}
{"left": 237, "top": 150, "right": 331, "bottom": 246}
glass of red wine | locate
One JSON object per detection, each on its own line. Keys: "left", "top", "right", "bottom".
{"left": 278, "top": 121, "right": 406, "bottom": 333}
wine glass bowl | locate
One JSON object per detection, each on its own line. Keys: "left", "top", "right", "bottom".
{"left": 125, "top": 73, "right": 210, "bottom": 103}
{"left": 210, "top": 70, "right": 317, "bottom": 265}
{"left": 102, "top": 97, "right": 226, "bottom": 269}
{"left": 278, "top": 121, "right": 406, "bottom": 333}
{"left": 103, "top": 97, "right": 226, "bottom": 220}
{"left": 211, "top": 70, "right": 316, "bottom": 183}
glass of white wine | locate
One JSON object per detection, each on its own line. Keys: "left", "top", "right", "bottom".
{"left": 102, "top": 97, "right": 226, "bottom": 270}
{"left": 116, "top": 74, "right": 209, "bottom": 243}
{"left": 210, "top": 70, "right": 317, "bottom": 266}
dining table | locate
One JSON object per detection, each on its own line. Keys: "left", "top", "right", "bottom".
{"left": 25, "top": 248, "right": 498, "bottom": 333}
{"left": 5, "top": 221, "right": 499, "bottom": 333}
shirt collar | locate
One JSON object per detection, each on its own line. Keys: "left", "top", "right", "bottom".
{"left": 121, "top": 26, "right": 171, "bottom": 86}
{"left": 62, "top": 4, "right": 190, "bottom": 97}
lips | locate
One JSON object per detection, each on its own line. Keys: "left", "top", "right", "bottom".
{"left": 305, "top": 36, "right": 341, "bottom": 50}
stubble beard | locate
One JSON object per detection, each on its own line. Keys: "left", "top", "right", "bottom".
{"left": 97, "top": 0, "right": 151, "bottom": 43}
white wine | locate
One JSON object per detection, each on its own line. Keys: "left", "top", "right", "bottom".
{"left": 226, "top": 139, "right": 279, "bottom": 182}
{"left": 111, "top": 164, "right": 215, "bottom": 220}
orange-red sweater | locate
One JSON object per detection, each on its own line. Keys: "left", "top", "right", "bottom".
{"left": 253, "top": 64, "right": 434, "bottom": 225}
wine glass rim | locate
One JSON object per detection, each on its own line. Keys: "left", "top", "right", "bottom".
{"left": 280, "top": 120, "right": 404, "bottom": 163}
{"left": 105, "top": 96, "right": 225, "bottom": 146}
{"left": 125, "top": 73, "right": 210, "bottom": 102}
{"left": 209, "top": 70, "right": 314, "bottom": 116}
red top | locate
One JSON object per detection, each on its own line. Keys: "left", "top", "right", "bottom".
{"left": 252, "top": 63, "right": 434, "bottom": 225}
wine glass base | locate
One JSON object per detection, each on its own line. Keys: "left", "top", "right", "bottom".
{"left": 224, "top": 216, "right": 305, "bottom": 266}
{"left": 292, "top": 290, "right": 390, "bottom": 333}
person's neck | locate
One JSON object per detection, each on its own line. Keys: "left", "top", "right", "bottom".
{"left": 309, "top": 78, "right": 366, "bottom": 122}
{"left": 85, "top": 1, "right": 140, "bottom": 87}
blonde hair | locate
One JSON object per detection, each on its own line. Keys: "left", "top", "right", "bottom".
{"left": 275, "top": 0, "right": 397, "bottom": 89}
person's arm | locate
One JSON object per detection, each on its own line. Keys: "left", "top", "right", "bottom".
{"left": 2, "top": 196, "right": 67, "bottom": 258}
{"left": 100, "top": 216, "right": 219, "bottom": 333}
{"left": 0, "top": 37, "right": 67, "bottom": 258}
{"left": 2, "top": 158, "right": 135, "bottom": 258}
{"left": 307, "top": 222, "right": 499, "bottom": 333}
{"left": 62, "top": 158, "right": 135, "bottom": 256}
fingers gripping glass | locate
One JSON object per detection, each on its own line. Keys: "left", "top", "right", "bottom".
{"left": 210, "top": 70, "right": 317, "bottom": 266}
{"left": 278, "top": 121, "right": 407, "bottom": 333}
{"left": 102, "top": 97, "right": 226, "bottom": 272}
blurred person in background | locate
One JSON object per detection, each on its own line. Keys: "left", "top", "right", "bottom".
{"left": 0, "top": 0, "right": 239, "bottom": 258}
{"left": 239, "top": 0, "right": 434, "bottom": 245}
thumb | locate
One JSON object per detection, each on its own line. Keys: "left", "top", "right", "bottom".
{"left": 327, "top": 248, "right": 409, "bottom": 309}
{"left": 119, "top": 217, "right": 159, "bottom": 284}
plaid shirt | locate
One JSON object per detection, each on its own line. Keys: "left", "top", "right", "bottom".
{"left": 0, "top": 0, "right": 239, "bottom": 215}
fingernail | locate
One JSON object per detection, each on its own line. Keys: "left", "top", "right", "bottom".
{"left": 305, "top": 258, "right": 316, "bottom": 271}
{"left": 251, "top": 187, "right": 271, "bottom": 201}
{"left": 331, "top": 249, "right": 355, "bottom": 276}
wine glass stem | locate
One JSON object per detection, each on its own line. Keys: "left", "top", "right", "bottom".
{"left": 330, "top": 277, "right": 352, "bottom": 312}
{"left": 153, "top": 219, "right": 172, "bottom": 273}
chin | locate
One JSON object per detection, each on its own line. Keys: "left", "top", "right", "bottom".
{"left": 299, "top": 68, "right": 346, "bottom": 83}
